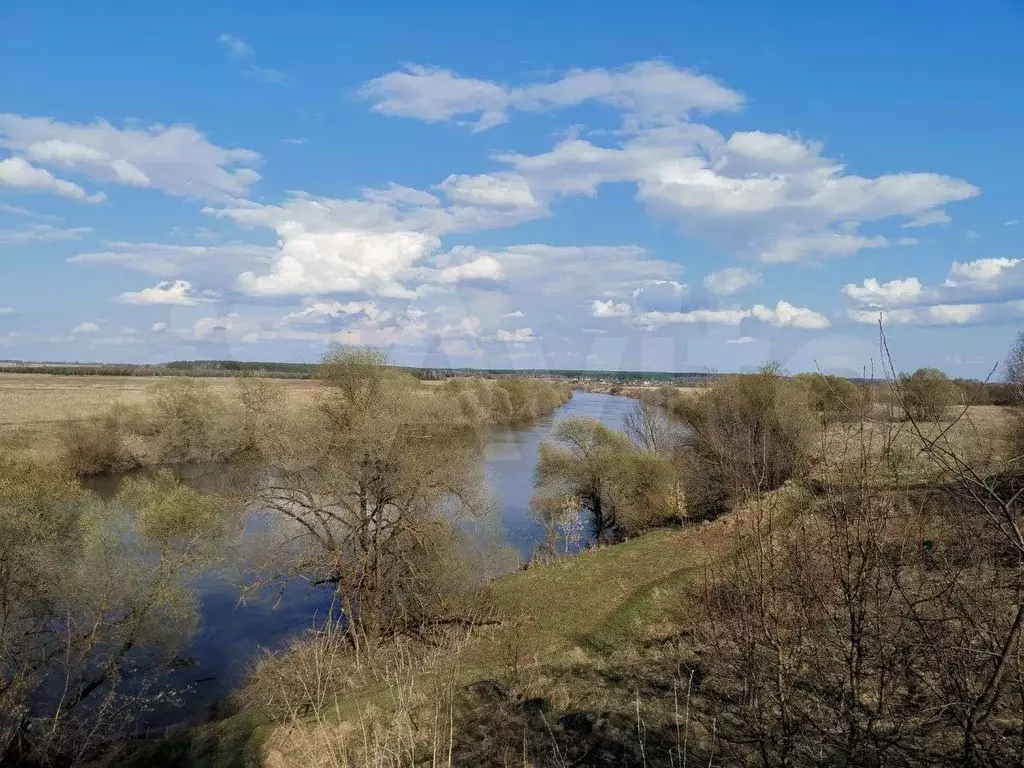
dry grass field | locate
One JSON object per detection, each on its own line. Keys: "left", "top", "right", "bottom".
{"left": 0, "top": 374, "right": 321, "bottom": 461}
{"left": 816, "top": 404, "right": 1013, "bottom": 483}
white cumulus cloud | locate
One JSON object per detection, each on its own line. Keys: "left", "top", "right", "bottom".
{"left": 282, "top": 300, "right": 386, "bottom": 324}
{"left": 438, "top": 173, "right": 539, "bottom": 208}
{"left": 750, "top": 300, "right": 831, "bottom": 329}
{"left": 117, "top": 280, "right": 205, "bottom": 306}
{"left": 494, "top": 327, "right": 537, "bottom": 343}
{"left": 360, "top": 60, "right": 743, "bottom": 131}
{"left": 0, "top": 115, "right": 261, "bottom": 200}
{"left": 628, "top": 301, "right": 829, "bottom": 330}
{"left": 842, "top": 277, "right": 924, "bottom": 307}
{"left": 591, "top": 299, "right": 632, "bottom": 318}
{"left": 637, "top": 308, "right": 752, "bottom": 327}
{"left": 844, "top": 257, "right": 1024, "bottom": 326}
{"left": 944, "top": 257, "right": 1021, "bottom": 288}
{"left": 236, "top": 228, "right": 438, "bottom": 298}
{"left": 425, "top": 254, "right": 505, "bottom": 284}
{"left": 497, "top": 119, "right": 978, "bottom": 264}
{"left": 0, "top": 156, "right": 104, "bottom": 202}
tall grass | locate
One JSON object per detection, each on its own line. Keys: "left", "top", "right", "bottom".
{"left": 248, "top": 621, "right": 471, "bottom": 768}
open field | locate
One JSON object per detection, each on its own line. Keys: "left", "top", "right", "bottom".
{"left": 816, "top": 404, "right": 1013, "bottom": 483}
{"left": 0, "top": 373, "right": 322, "bottom": 425}
{"left": 0, "top": 373, "right": 322, "bottom": 461}
{"left": 0, "top": 373, "right": 1011, "bottom": 472}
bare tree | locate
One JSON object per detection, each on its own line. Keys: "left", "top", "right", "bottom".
{"left": 624, "top": 398, "right": 672, "bottom": 454}
{"left": 528, "top": 488, "right": 585, "bottom": 562}
{"left": 1004, "top": 329, "right": 1024, "bottom": 404}
{"left": 249, "top": 346, "right": 494, "bottom": 653}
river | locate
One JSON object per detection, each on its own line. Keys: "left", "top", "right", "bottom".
{"left": 96, "top": 391, "right": 635, "bottom": 728}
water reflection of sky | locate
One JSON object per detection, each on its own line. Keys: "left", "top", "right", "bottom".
{"left": 146, "top": 573, "right": 331, "bottom": 727}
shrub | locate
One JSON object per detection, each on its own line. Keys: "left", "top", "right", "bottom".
{"left": 58, "top": 378, "right": 273, "bottom": 474}
{"left": 440, "top": 377, "right": 570, "bottom": 425}
{"left": 235, "top": 376, "right": 286, "bottom": 456}
{"left": 798, "top": 373, "right": 869, "bottom": 422}
{"left": 953, "top": 378, "right": 992, "bottom": 406}
{"left": 0, "top": 460, "right": 229, "bottom": 765}
{"left": 146, "top": 378, "right": 245, "bottom": 463}
{"left": 532, "top": 416, "right": 677, "bottom": 543}
{"left": 608, "top": 449, "right": 678, "bottom": 536}
{"left": 673, "top": 364, "right": 817, "bottom": 518}
{"left": 58, "top": 411, "right": 139, "bottom": 475}
{"left": 898, "top": 367, "right": 957, "bottom": 422}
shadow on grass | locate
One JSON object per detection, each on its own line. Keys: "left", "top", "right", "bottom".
{"left": 451, "top": 654, "right": 710, "bottom": 768}
{"left": 99, "top": 712, "right": 270, "bottom": 768}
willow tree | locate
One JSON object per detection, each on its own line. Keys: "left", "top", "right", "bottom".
{"left": 673, "top": 365, "right": 817, "bottom": 518}
{"left": 898, "top": 367, "right": 957, "bottom": 422}
{"left": 0, "top": 461, "right": 227, "bottom": 765}
{"left": 252, "top": 345, "right": 490, "bottom": 648}
{"left": 531, "top": 416, "right": 675, "bottom": 545}
{"left": 532, "top": 418, "right": 630, "bottom": 543}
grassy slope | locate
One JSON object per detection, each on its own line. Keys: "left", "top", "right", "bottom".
{"left": 486, "top": 528, "right": 707, "bottom": 660}
{"left": 468, "top": 484, "right": 807, "bottom": 686}
{"left": 118, "top": 526, "right": 722, "bottom": 768}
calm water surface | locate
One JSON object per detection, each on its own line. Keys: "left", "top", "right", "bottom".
{"left": 97, "top": 391, "right": 634, "bottom": 727}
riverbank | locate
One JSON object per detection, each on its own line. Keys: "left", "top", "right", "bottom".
{"left": 125, "top": 395, "right": 1017, "bottom": 767}
{"left": 118, "top": 502, "right": 761, "bottom": 768}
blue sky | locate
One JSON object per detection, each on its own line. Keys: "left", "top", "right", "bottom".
{"left": 1, "top": 1, "right": 1022, "bottom": 376}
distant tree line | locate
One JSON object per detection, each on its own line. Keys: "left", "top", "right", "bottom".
{"left": 0, "top": 360, "right": 1016, "bottom": 406}
{"left": 0, "top": 360, "right": 717, "bottom": 385}
{"left": 0, "top": 362, "right": 313, "bottom": 379}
